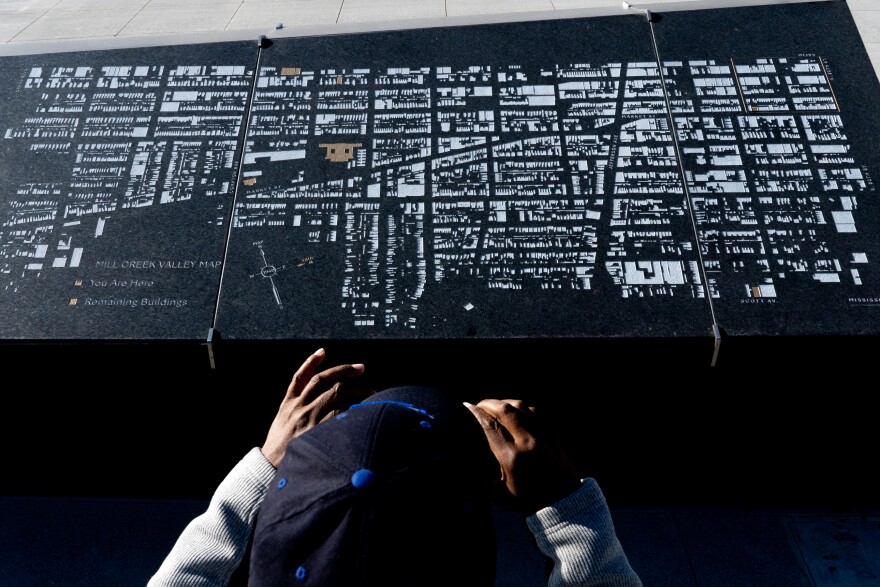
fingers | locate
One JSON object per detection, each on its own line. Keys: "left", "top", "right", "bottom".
{"left": 464, "top": 401, "right": 511, "bottom": 444}
{"left": 317, "top": 383, "right": 375, "bottom": 424}
{"left": 286, "top": 348, "right": 365, "bottom": 393}
{"left": 299, "top": 362, "right": 366, "bottom": 405}
{"left": 285, "top": 349, "right": 369, "bottom": 416}
{"left": 468, "top": 399, "right": 536, "bottom": 447}
{"left": 464, "top": 402, "right": 508, "bottom": 478}
{"left": 285, "top": 348, "right": 327, "bottom": 399}
{"left": 297, "top": 356, "right": 370, "bottom": 426}
{"left": 464, "top": 401, "right": 521, "bottom": 461}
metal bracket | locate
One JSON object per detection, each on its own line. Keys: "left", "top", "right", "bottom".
{"left": 711, "top": 324, "right": 721, "bottom": 367}
{"left": 206, "top": 327, "right": 219, "bottom": 370}
{"left": 622, "top": 2, "right": 653, "bottom": 22}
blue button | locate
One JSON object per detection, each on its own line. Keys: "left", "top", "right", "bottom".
{"left": 277, "top": 477, "right": 287, "bottom": 489}
{"left": 419, "top": 420, "right": 432, "bottom": 429}
{"left": 295, "top": 565, "right": 307, "bottom": 581}
{"left": 351, "top": 468, "right": 375, "bottom": 489}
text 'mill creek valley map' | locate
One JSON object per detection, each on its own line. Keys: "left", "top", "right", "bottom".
{"left": 1, "top": 1, "right": 879, "bottom": 343}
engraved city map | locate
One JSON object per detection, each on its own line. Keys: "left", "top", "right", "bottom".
{"left": 1, "top": 2, "right": 878, "bottom": 341}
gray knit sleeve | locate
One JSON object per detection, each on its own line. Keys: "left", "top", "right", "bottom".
{"left": 147, "top": 447, "right": 277, "bottom": 587}
{"left": 526, "top": 478, "right": 643, "bottom": 587}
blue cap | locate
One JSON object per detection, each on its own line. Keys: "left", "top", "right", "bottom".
{"left": 249, "top": 386, "right": 497, "bottom": 586}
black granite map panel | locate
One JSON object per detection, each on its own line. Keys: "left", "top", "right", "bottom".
{"left": 1, "top": 1, "right": 878, "bottom": 346}
{"left": 214, "top": 15, "right": 715, "bottom": 340}
{"left": 652, "top": 1, "right": 880, "bottom": 336}
{"left": 0, "top": 43, "right": 256, "bottom": 339}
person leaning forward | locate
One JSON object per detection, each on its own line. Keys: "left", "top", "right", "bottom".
{"left": 147, "top": 348, "right": 643, "bottom": 587}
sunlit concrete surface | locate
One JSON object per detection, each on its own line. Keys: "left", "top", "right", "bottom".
{"left": 0, "top": 0, "right": 876, "bottom": 81}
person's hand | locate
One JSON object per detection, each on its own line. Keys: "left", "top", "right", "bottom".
{"left": 261, "top": 348, "right": 373, "bottom": 467}
{"left": 465, "top": 399, "right": 582, "bottom": 515}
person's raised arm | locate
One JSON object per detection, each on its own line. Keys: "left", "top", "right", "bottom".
{"left": 148, "top": 348, "right": 373, "bottom": 587}
{"left": 465, "top": 399, "right": 642, "bottom": 587}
